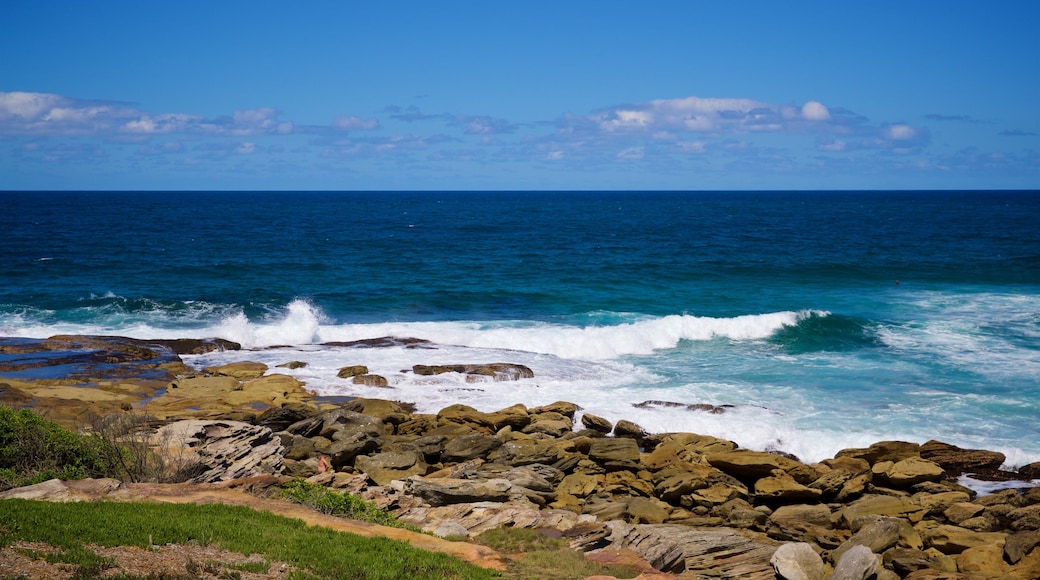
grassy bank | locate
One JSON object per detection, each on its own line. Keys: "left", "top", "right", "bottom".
{"left": 0, "top": 499, "right": 500, "bottom": 580}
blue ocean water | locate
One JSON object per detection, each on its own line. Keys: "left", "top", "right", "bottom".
{"left": 2, "top": 190, "right": 1039, "bottom": 467}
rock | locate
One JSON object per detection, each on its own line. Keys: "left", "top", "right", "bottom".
{"left": 340, "top": 398, "right": 411, "bottom": 423}
{"left": 767, "top": 504, "right": 845, "bottom": 548}
{"left": 0, "top": 478, "right": 123, "bottom": 501}
{"left": 626, "top": 497, "right": 671, "bottom": 524}
{"left": 654, "top": 469, "right": 711, "bottom": 503}
{"left": 285, "top": 408, "right": 386, "bottom": 440}
{"left": 558, "top": 473, "right": 603, "bottom": 498}
{"left": 254, "top": 402, "right": 316, "bottom": 431}
{"left": 355, "top": 450, "right": 428, "bottom": 485}
{"left": 836, "top": 441, "right": 921, "bottom": 465}
{"left": 152, "top": 420, "right": 283, "bottom": 483}
{"left": 754, "top": 473, "right": 823, "bottom": 504}
{"left": 599, "top": 523, "right": 780, "bottom": 577}
{"left": 412, "top": 363, "right": 534, "bottom": 381}
{"left": 1004, "top": 530, "right": 1040, "bottom": 564}
{"left": 352, "top": 374, "right": 389, "bottom": 387}
{"left": 337, "top": 365, "right": 369, "bottom": 378}
{"left": 706, "top": 450, "right": 808, "bottom": 481}
{"left": 842, "top": 494, "right": 928, "bottom": 527}
{"left": 1020, "top": 462, "right": 1040, "bottom": 479}
{"left": 588, "top": 438, "right": 641, "bottom": 470}
{"left": 403, "top": 476, "right": 512, "bottom": 506}
{"left": 917, "top": 522, "right": 1007, "bottom": 554}
{"left": 441, "top": 433, "right": 503, "bottom": 462}
{"left": 580, "top": 413, "right": 613, "bottom": 433}
{"left": 919, "top": 440, "right": 1006, "bottom": 478}
{"left": 878, "top": 457, "right": 946, "bottom": 488}
{"left": 432, "top": 520, "right": 471, "bottom": 538}
{"left": 943, "top": 502, "right": 985, "bottom": 524}
{"left": 276, "top": 360, "right": 308, "bottom": 369}
{"left": 830, "top": 544, "right": 880, "bottom": 580}
{"left": 324, "top": 431, "right": 381, "bottom": 468}
{"left": 770, "top": 542, "right": 825, "bottom": 580}
{"left": 205, "top": 361, "right": 268, "bottom": 380}
{"left": 831, "top": 517, "right": 922, "bottom": 564}
{"left": 955, "top": 543, "right": 1008, "bottom": 578}
{"left": 530, "top": 401, "right": 578, "bottom": 419}
{"left": 613, "top": 419, "right": 648, "bottom": 442}
{"left": 1009, "top": 504, "right": 1040, "bottom": 531}
{"left": 521, "top": 412, "right": 573, "bottom": 437}
{"left": 912, "top": 490, "right": 971, "bottom": 517}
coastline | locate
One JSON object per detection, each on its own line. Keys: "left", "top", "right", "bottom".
{"left": 5, "top": 334, "right": 1040, "bottom": 577}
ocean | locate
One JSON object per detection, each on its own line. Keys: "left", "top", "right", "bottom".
{"left": 2, "top": 190, "right": 1039, "bottom": 469}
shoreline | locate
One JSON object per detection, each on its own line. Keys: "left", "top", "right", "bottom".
{"left": 5, "top": 334, "right": 1040, "bottom": 577}
{"left": 2, "top": 333, "right": 1039, "bottom": 486}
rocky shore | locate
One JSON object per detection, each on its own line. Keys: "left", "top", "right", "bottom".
{"left": 3, "top": 335, "right": 1040, "bottom": 579}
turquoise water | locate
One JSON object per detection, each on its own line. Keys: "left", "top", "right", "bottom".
{"left": 2, "top": 190, "right": 1039, "bottom": 465}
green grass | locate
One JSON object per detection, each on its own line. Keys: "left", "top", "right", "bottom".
{"left": 279, "top": 478, "right": 420, "bottom": 531}
{"left": 474, "top": 527, "right": 640, "bottom": 580}
{"left": 0, "top": 499, "right": 500, "bottom": 580}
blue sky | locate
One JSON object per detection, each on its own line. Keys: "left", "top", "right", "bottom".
{"left": 2, "top": 1, "right": 1038, "bottom": 190}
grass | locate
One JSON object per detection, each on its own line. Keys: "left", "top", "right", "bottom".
{"left": 474, "top": 527, "right": 640, "bottom": 580}
{"left": 0, "top": 499, "right": 500, "bottom": 580}
{"left": 279, "top": 478, "right": 420, "bottom": 531}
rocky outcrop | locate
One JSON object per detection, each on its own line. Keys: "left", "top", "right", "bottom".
{"left": 152, "top": 420, "right": 284, "bottom": 483}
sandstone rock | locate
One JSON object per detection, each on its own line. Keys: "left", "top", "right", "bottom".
{"left": 152, "top": 420, "right": 283, "bottom": 483}
{"left": 917, "top": 522, "right": 1007, "bottom": 554}
{"left": 403, "top": 476, "right": 512, "bottom": 506}
{"left": 490, "top": 440, "right": 566, "bottom": 467}
{"left": 485, "top": 404, "right": 531, "bottom": 430}
{"left": 521, "top": 412, "right": 573, "bottom": 437}
{"left": 254, "top": 402, "right": 316, "bottom": 431}
{"left": 919, "top": 440, "right": 1006, "bottom": 478}
{"left": 832, "top": 517, "right": 922, "bottom": 564}
{"left": 355, "top": 450, "right": 428, "bottom": 485}
{"left": 754, "top": 473, "right": 823, "bottom": 504}
{"left": 830, "top": 544, "right": 880, "bottom": 580}
{"left": 943, "top": 501, "right": 985, "bottom": 524}
{"left": 581, "top": 412, "right": 613, "bottom": 433}
{"left": 626, "top": 496, "right": 671, "bottom": 524}
{"left": 706, "top": 450, "right": 807, "bottom": 481}
{"left": 878, "top": 457, "right": 946, "bottom": 488}
{"left": 337, "top": 365, "right": 368, "bottom": 378}
{"left": 1009, "top": 504, "right": 1040, "bottom": 531}
{"left": 843, "top": 494, "right": 928, "bottom": 527}
{"left": 1004, "top": 530, "right": 1040, "bottom": 564}
{"left": 285, "top": 408, "right": 386, "bottom": 440}
{"left": 558, "top": 473, "right": 603, "bottom": 498}
{"left": 324, "top": 431, "right": 381, "bottom": 469}
{"left": 0, "top": 477, "right": 123, "bottom": 501}
{"left": 766, "top": 504, "right": 845, "bottom": 548}
{"left": 432, "top": 520, "right": 470, "bottom": 538}
{"left": 836, "top": 441, "right": 921, "bottom": 465}
{"left": 613, "top": 419, "right": 648, "bottom": 442}
{"left": 352, "top": 374, "right": 389, "bottom": 387}
{"left": 955, "top": 543, "right": 1008, "bottom": 578}
{"left": 589, "top": 437, "right": 641, "bottom": 470}
{"left": 276, "top": 360, "right": 308, "bottom": 369}
{"left": 770, "top": 542, "right": 825, "bottom": 580}
{"left": 441, "top": 432, "right": 503, "bottom": 462}
{"left": 204, "top": 361, "right": 268, "bottom": 380}
{"left": 340, "top": 398, "right": 411, "bottom": 423}
{"left": 530, "top": 401, "right": 578, "bottom": 419}
{"left": 912, "top": 490, "right": 971, "bottom": 517}
{"left": 654, "top": 469, "right": 711, "bottom": 503}
{"left": 412, "top": 363, "right": 534, "bottom": 381}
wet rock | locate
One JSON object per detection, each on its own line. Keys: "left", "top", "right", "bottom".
{"left": 580, "top": 412, "right": 613, "bottom": 433}
{"left": 919, "top": 440, "right": 1006, "bottom": 478}
{"left": 352, "top": 374, "right": 389, "bottom": 387}
{"left": 337, "top": 365, "right": 369, "bottom": 378}
{"left": 613, "top": 419, "right": 648, "bottom": 443}
{"left": 412, "top": 363, "right": 534, "bottom": 381}
{"left": 205, "top": 361, "right": 268, "bottom": 380}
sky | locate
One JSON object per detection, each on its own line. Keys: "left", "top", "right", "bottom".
{"left": 1, "top": 1, "right": 1038, "bottom": 191}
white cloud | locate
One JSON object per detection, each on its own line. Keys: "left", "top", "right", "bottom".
{"left": 885, "top": 124, "right": 917, "bottom": 140}
{"left": 0, "top": 91, "right": 66, "bottom": 119}
{"left": 617, "top": 146, "right": 645, "bottom": 159}
{"left": 234, "top": 142, "right": 256, "bottom": 155}
{"left": 333, "top": 115, "right": 380, "bottom": 131}
{"left": 801, "top": 101, "right": 831, "bottom": 121}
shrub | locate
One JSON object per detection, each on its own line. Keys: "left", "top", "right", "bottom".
{"left": 0, "top": 405, "right": 117, "bottom": 490}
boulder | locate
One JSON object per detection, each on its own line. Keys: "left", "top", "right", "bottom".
{"left": 613, "top": 419, "right": 647, "bottom": 442}
{"left": 441, "top": 433, "right": 503, "bottom": 462}
{"left": 625, "top": 496, "right": 671, "bottom": 524}
{"left": 588, "top": 437, "right": 641, "bottom": 470}
{"left": 878, "top": 457, "right": 945, "bottom": 488}
{"left": 706, "top": 450, "right": 808, "bottom": 481}
{"left": 337, "top": 365, "right": 369, "bottom": 378}
{"left": 842, "top": 494, "right": 928, "bottom": 527}
{"left": 754, "top": 473, "right": 823, "bottom": 504}
{"left": 580, "top": 413, "right": 613, "bottom": 433}
{"left": 254, "top": 402, "right": 316, "bottom": 431}
{"left": 403, "top": 476, "right": 513, "bottom": 506}
{"left": 954, "top": 544, "right": 1009, "bottom": 578}
{"left": 412, "top": 363, "right": 533, "bottom": 381}
{"left": 324, "top": 431, "right": 381, "bottom": 468}
{"left": 352, "top": 374, "right": 389, "bottom": 387}
{"left": 770, "top": 542, "right": 825, "bottom": 580}
{"left": 355, "top": 450, "right": 428, "bottom": 485}
{"left": 284, "top": 408, "right": 386, "bottom": 440}
{"left": 830, "top": 544, "right": 880, "bottom": 580}
{"left": 151, "top": 419, "right": 283, "bottom": 483}
{"left": 919, "top": 440, "right": 1006, "bottom": 478}
{"left": 836, "top": 441, "right": 921, "bottom": 465}
{"left": 1004, "top": 530, "right": 1040, "bottom": 564}
{"left": 943, "top": 502, "right": 985, "bottom": 525}
{"left": 917, "top": 522, "right": 1007, "bottom": 554}
{"left": 831, "top": 517, "right": 922, "bottom": 564}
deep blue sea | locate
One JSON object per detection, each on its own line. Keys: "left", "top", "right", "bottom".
{"left": 2, "top": 190, "right": 1039, "bottom": 468}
